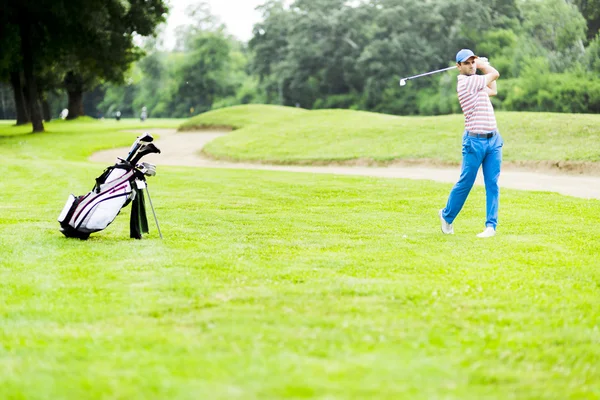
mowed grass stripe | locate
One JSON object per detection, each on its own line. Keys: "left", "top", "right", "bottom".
{"left": 1, "top": 155, "right": 599, "bottom": 398}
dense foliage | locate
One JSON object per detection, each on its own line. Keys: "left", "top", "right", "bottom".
{"left": 2, "top": 0, "right": 600, "bottom": 124}
{"left": 0, "top": 0, "right": 167, "bottom": 131}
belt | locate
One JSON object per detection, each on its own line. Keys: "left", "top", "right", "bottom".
{"left": 467, "top": 131, "right": 495, "bottom": 139}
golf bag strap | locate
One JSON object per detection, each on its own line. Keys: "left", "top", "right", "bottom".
{"left": 130, "top": 186, "right": 149, "bottom": 239}
{"left": 94, "top": 163, "right": 132, "bottom": 193}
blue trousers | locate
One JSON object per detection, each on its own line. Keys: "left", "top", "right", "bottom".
{"left": 442, "top": 131, "right": 503, "bottom": 229}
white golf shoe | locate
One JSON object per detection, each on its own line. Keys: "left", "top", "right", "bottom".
{"left": 476, "top": 227, "right": 496, "bottom": 238}
{"left": 439, "top": 209, "right": 454, "bottom": 234}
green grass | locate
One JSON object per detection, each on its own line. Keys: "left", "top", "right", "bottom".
{"left": 188, "top": 106, "right": 600, "bottom": 164}
{"left": 0, "top": 118, "right": 181, "bottom": 161}
{"left": 1, "top": 118, "right": 600, "bottom": 399}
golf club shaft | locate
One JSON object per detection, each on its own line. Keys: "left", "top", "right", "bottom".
{"left": 144, "top": 185, "right": 163, "bottom": 239}
{"left": 126, "top": 142, "right": 141, "bottom": 161}
{"left": 402, "top": 65, "right": 457, "bottom": 82}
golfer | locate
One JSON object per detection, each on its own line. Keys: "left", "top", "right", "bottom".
{"left": 439, "top": 49, "right": 502, "bottom": 238}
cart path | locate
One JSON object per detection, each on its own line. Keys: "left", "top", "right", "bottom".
{"left": 89, "top": 129, "right": 600, "bottom": 200}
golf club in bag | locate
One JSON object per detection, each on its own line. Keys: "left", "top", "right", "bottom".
{"left": 57, "top": 133, "right": 162, "bottom": 240}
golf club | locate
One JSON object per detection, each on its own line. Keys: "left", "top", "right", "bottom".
{"left": 136, "top": 162, "right": 156, "bottom": 176}
{"left": 399, "top": 66, "right": 457, "bottom": 87}
{"left": 131, "top": 142, "right": 161, "bottom": 165}
{"left": 126, "top": 132, "right": 154, "bottom": 162}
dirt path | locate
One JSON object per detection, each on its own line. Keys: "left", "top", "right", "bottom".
{"left": 89, "top": 129, "right": 600, "bottom": 200}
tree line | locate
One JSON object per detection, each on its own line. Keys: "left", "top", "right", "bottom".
{"left": 0, "top": 0, "right": 167, "bottom": 132}
{"left": 2, "top": 0, "right": 600, "bottom": 131}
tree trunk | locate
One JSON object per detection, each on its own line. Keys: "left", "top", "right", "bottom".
{"left": 64, "top": 71, "right": 85, "bottom": 119}
{"left": 9, "top": 71, "right": 30, "bottom": 125}
{"left": 66, "top": 90, "right": 84, "bottom": 119}
{"left": 40, "top": 93, "right": 51, "bottom": 121}
{"left": 19, "top": 18, "right": 44, "bottom": 132}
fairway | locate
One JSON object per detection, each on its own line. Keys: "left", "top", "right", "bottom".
{"left": 1, "top": 118, "right": 600, "bottom": 399}
{"left": 92, "top": 127, "right": 600, "bottom": 200}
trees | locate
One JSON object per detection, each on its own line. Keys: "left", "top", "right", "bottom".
{"left": 249, "top": 0, "right": 498, "bottom": 111}
{"left": 169, "top": 32, "right": 237, "bottom": 116}
{"left": 249, "top": 1, "right": 294, "bottom": 105}
{"left": 572, "top": 0, "right": 600, "bottom": 41}
{"left": 161, "top": 2, "right": 245, "bottom": 117}
{"left": 0, "top": 0, "right": 166, "bottom": 131}
{"left": 1, "top": 1, "right": 53, "bottom": 131}
{"left": 242, "top": 0, "right": 600, "bottom": 115}
{"left": 519, "top": 0, "right": 586, "bottom": 56}
{"left": 4, "top": 0, "right": 596, "bottom": 121}
{"left": 250, "top": 0, "right": 372, "bottom": 108}
{"left": 0, "top": 21, "right": 30, "bottom": 125}
{"left": 58, "top": 0, "right": 167, "bottom": 119}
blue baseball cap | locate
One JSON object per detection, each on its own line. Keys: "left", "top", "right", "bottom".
{"left": 456, "top": 49, "right": 478, "bottom": 63}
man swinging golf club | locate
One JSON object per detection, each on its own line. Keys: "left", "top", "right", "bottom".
{"left": 439, "top": 49, "right": 502, "bottom": 238}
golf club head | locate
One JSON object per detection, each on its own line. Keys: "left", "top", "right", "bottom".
{"left": 136, "top": 162, "right": 157, "bottom": 176}
{"left": 131, "top": 142, "right": 161, "bottom": 165}
{"left": 137, "top": 142, "right": 160, "bottom": 155}
{"left": 138, "top": 132, "right": 154, "bottom": 143}
{"left": 125, "top": 133, "right": 154, "bottom": 162}
{"left": 399, "top": 79, "right": 407, "bottom": 86}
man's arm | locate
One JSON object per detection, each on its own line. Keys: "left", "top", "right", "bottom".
{"left": 485, "top": 80, "right": 497, "bottom": 97}
{"left": 476, "top": 58, "right": 500, "bottom": 91}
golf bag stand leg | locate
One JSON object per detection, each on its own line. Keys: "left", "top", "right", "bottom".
{"left": 145, "top": 184, "right": 163, "bottom": 239}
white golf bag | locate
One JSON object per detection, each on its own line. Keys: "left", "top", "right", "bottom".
{"left": 58, "top": 133, "right": 161, "bottom": 240}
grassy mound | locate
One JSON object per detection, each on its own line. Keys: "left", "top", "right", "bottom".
{"left": 178, "top": 104, "right": 308, "bottom": 131}
{"left": 191, "top": 106, "right": 600, "bottom": 167}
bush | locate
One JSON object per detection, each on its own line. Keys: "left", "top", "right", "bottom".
{"left": 584, "top": 33, "right": 600, "bottom": 74}
{"left": 313, "top": 93, "right": 363, "bottom": 110}
{"left": 502, "top": 73, "right": 600, "bottom": 113}
{"left": 373, "top": 86, "right": 420, "bottom": 116}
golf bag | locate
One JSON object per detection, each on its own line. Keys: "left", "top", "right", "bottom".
{"left": 58, "top": 133, "right": 161, "bottom": 240}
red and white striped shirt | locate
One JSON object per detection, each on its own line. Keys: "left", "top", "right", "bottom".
{"left": 457, "top": 74, "right": 497, "bottom": 133}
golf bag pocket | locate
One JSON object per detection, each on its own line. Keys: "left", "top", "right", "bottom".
{"left": 78, "top": 190, "right": 132, "bottom": 231}
{"left": 58, "top": 194, "right": 77, "bottom": 224}
{"left": 58, "top": 193, "right": 94, "bottom": 239}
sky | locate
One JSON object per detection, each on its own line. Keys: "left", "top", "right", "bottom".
{"left": 161, "top": 0, "right": 271, "bottom": 48}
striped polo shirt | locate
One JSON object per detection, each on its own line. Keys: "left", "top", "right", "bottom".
{"left": 457, "top": 74, "right": 497, "bottom": 133}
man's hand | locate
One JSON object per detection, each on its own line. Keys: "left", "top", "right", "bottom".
{"left": 476, "top": 57, "right": 489, "bottom": 69}
{"left": 476, "top": 56, "right": 500, "bottom": 87}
